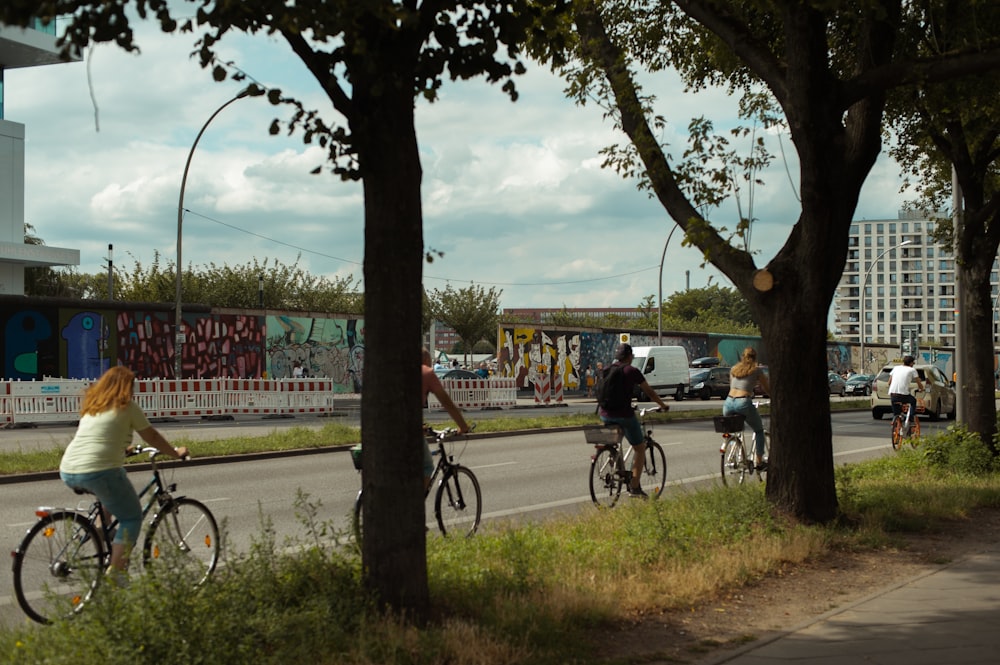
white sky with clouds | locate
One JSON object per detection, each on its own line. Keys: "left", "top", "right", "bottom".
{"left": 7, "top": 14, "right": 909, "bottom": 316}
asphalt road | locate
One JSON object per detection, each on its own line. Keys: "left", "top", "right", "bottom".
{"left": 0, "top": 405, "right": 945, "bottom": 628}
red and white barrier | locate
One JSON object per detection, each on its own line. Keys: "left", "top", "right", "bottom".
{"left": 0, "top": 381, "right": 11, "bottom": 428}
{"left": 426, "top": 378, "right": 518, "bottom": 411}
{"left": 224, "top": 378, "right": 284, "bottom": 416}
{"left": 533, "top": 374, "right": 550, "bottom": 405}
{"left": 157, "top": 379, "right": 224, "bottom": 418}
{"left": 281, "top": 378, "right": 336, "bottom": 414}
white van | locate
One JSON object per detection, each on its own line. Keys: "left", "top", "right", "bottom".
{"left": 629, "top": 346, "right": 690, "bottom": 401}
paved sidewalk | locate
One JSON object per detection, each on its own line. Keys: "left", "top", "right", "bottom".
{"left": 700, "top": 539, "right": 1000, "bottom": 665}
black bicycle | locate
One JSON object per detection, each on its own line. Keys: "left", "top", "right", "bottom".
{"left": 11, "top": 447, "right": 220, "bottom": 624}
{"left": 586, "top": 406, "right": 667, "bottom": 507}
{"left": 352, "top": 425, "right": 481, "bottom": 540}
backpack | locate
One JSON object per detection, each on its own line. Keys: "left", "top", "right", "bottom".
{"left": 596, "top": 363, "right": 630, "bottom": 410}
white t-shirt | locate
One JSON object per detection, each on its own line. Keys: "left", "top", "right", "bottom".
{"left": 60, "top": 401, "right": 151, "bottom": 474}
{"left": 887, "top": 365, "right": 919, "bottom": 395}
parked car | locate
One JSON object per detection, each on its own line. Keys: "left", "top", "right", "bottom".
{"left": 871, "top": 363, "right": 956, "bottom": 421}
{"left": 690, "top": 356, "right": 721, "bottom": 368}
{"left": 441, "top": 369, "right": 479, "bottom": 381}
{"left": 686, "top": 367, "right": 730, "bottom": 400}
{"left": 827, "top": 372, "right": 846, "bottom": 396}
{"left": 844, "top": 373, "right": 874, "bottom": 396}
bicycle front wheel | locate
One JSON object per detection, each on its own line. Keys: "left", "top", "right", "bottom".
{"left": 434, "top": 466, "right": 482, "bottom": 536}
{"left": 641, "top": 440, "right": 668, "bottom": 498}
{"left": 589, "top": 446, "right": 624, "bottom": 508}
{"left": 720, "top": 437, "right": 750, "bottom": 487}
{"left": 890, "top": 416, "right": 903, "bottom": 450}
{"left": 12, "top": 511, "right": 105, "bottom": 624}
{"left": 908, "top": 418, "right": 921, "bottom": 446}
{"left": 143, "top": 498, "right": 220, "bottom": 586}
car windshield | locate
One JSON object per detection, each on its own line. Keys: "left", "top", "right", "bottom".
{"left": 690, "top": 370, "right": 710, "bottom": 382}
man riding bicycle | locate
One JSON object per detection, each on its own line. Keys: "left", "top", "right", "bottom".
{"left": 597, "top": 343, "right": 670, "bottom": 498}
{"left": 888, "top": 355, "right": 924, "bottom": 427}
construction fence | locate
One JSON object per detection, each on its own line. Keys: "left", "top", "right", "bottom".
{"left": 1, "top": 377, "right": 521, "bottom": 428}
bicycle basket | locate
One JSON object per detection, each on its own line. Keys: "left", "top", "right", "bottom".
{"left": 583, "top": 425, "right": 620, "bottom": 445}
{"left": 350, "top": 444, "right": 363, "bottom": 470}
{"left": 713, "top": 414, "right": 746, "bottom": 433}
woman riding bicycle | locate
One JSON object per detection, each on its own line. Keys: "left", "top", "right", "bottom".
{"left": 59, "top": 366, "right": 188, "bottom": 580}
{"left": 723, "top": 347, "right": 771, "bottom": 471}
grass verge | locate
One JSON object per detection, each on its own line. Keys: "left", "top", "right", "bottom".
{"left": 4, "top": 437, "right": 999, "bottom": 665}
{"left": 0, "top": 399, "right": 868, "bottom": 476}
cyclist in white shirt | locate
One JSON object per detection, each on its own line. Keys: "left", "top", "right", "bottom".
{"left": 887, "top": 355, "right": 925, "bottom": 426}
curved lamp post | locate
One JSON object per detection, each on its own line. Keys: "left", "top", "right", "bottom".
{"left": 859, "top": 239, "right": 911, "bottom": 373}
{"left": 174, "top": 87, "right": 253, "bottom": 378}
{"left": 657, "top": 224, "right": 680, "bottom": 345}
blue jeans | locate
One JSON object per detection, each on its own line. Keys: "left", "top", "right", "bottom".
{"left": 723, "top": 396, "right": 766, "bottom": 459}
{"left": 60, "top": 467, "right": 142, "bottom": 547}
{"left": 600, "top": 414, "right": 644, "bottom": 447}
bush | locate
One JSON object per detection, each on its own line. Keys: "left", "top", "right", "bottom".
{"left": 920, "top": 424, "right": 998, "bottom": 476}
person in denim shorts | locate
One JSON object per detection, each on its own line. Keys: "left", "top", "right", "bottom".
{"left": 59, "top": 367, "right": 188, "bottom": 580}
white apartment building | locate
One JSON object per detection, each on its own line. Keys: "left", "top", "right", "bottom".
{"left": 833, "top": 210, "right": 977, "bottom": 352}
{"left": 0, "top": 18, "right": 80, "bottom": 294}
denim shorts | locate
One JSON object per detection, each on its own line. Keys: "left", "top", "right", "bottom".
{"left": 60, "top": 467, "right": 142, "bottom": 546}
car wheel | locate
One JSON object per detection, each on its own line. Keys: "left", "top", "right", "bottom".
{"left": 675, "top": 385, "right": 684, "bottom": 401}
{"left": 872, "top": 408, "right": 883, "bottom": 420}
{"left": 864, "top": 386, "right": 871, "bottom": 396}
{"left": 700, "top": 388, "right": 711, "bottom": 400}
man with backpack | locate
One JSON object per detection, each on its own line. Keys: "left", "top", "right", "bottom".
{"left": 596, "top": 343, "right": 671, "bottom": 498}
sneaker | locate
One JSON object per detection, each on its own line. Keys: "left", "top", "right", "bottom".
{"left": 755, "top": 461, "right": 768, "bottom": 472}
{"left": 627, "top": 485, "right": 649, "bottom": 499}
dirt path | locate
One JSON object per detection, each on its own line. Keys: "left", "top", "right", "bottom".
{"left": 599, "top": 507, "right": 1000, "bottom": 664}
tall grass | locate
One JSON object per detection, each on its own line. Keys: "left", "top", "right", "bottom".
{"left": 7, "top": 440, "right": 999, "bottom": 665}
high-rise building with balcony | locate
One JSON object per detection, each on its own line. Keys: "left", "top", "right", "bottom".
{"left": 0, "top": 18, "right": 80, "bottom": 295}
{"left": 832, "top": 210, "right": 994, "bottom": 352}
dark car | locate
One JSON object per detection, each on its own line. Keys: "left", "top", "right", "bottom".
{"left": 687, "top": 367, "right": 730, "bottom": 400}
{"left": 690, "top": 356, "right": 722, "bottom": 368}
{"left": 441, "top": 369, "right": 479, "bottom": 381}
{"left": 844, "top": 373, "right": 874, "bottom": 396}
{"left": 828, "top": 372, "right": 847, "bottom": 396}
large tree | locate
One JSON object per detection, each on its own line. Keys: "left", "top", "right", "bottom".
{"left": 887, "top": 3, "right": 1000, "bottom": 456}
{"left": 2, "top": 0, "right": 566, "bottom": 618}
{"left": 554, "top": 0, "right": 1000, "bottom": 522}
{"left": 429, "top": 283, "right": 503, "bottom": 362}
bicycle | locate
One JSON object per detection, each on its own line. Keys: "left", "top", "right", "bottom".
{"left": 715, "top": 405, "right": 770, "bottom": 486}
{"left": 11, "top": 447, "right": 220, "bottom": 625}
{"left": 586, "top": 406, "right": 667, "bottom": 507}
{"left": 352, "top": 425, "right": 481, "bottom": 541}
{"left": 890, "top": 392, "right": 923, "bottom": 450}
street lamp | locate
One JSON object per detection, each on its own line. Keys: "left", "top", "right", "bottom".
{"left": 174, "top": 86, "right": 253, "bottom": 378}
{"left": 859, "top": 239, "right": 912, "bottom": 373}
{"left": 657, "top": 224, "right": 680, "bottom": 345}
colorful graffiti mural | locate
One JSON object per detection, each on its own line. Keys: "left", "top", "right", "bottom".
{"left": 0, "top": 297, "right": 362, "bottom": 386}
{"left": 265, "top": 315, "right": 364, "bottom": 392}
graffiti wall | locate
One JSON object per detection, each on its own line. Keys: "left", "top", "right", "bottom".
{"left": 265, "top": 315, "right": 364, "bottom": 392}
{"left": 0, "top": 296, "right": 362, "bottom": 390}
{"left": 495, "top": 326, "right": 961, "bottom": 390}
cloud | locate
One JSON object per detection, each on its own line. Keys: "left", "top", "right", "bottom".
{"left": 6, "top": 12, "right": 910, "bottom": 315}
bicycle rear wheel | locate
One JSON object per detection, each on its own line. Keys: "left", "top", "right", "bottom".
{"left": 143, "top": 498, "right": 220, "bottom": 587}
{"left": 720, "top": 436, "right": 750, "bottom": 487}
{"left": 12, "top": 511, "right": 105, "bottom": 624}
{"left": 434, "top": 465, "right": 482, "bottom": 536}
{"left": 641, "top": 440, "right": 668, "bottom": 497}
{"left": 589, "top": 446, "right": 624, "bottom": 508}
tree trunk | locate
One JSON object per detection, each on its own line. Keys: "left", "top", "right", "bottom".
{"left": 756, "top": 283, "right": 838, "bottom": 522}
{"left": 354, "top": 69, "right": 429, "bottom": 618}
{"left": 958, "top": 240, "right": 999, "bottom": 454}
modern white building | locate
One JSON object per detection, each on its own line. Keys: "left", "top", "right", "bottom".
{"left": 0, "top": 18, "right": 80, "bottom": 295}
{"left": 832, "top": 210, "right": 991, "bottom": 354}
